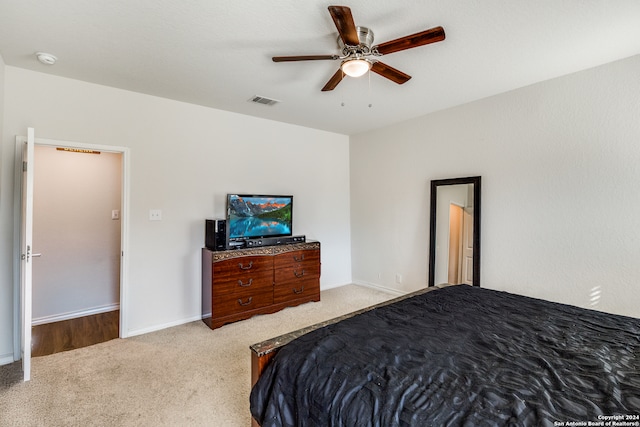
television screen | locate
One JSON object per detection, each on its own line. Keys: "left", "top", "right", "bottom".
{"left": 226, "top": 194, "right": 293, "bottom": 241}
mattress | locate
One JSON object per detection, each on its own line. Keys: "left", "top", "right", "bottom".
{"left": 250, "top": 285, "right": 640, "bottom": 426}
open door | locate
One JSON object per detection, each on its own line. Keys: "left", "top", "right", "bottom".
{"left": 461, "top": 207, "right": 474, "bottom": 285}
{"left": 19, "top": 127, "right": 35, "bottom": 381}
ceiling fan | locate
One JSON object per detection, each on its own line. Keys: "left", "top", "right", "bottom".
{"left": 272, "top": 5, "right": 445, "bottom": 91}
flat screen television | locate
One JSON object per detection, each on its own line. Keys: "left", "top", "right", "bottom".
{"left": 226, "top": 194, "right": 293, "bottom": 245}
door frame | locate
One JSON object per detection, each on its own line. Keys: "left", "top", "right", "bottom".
{"left": 13, "top": 134, "right": 131, "bottom": 364}
{"left": 460, "top": 207, "right": 474, "bottom": 285}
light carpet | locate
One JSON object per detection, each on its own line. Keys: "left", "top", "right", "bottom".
{"left": 0, "top": 284, "right": 396, "bottom": 427}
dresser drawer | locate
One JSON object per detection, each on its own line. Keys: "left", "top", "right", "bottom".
{"left": 213, "top": 256, "right": 273, "bottom": 278}
{"left": 274, "top": 263, "right": 321, "bottom": 284}
{"left": 274, "top": 249, "right": 320, "bottom": 269}
{"left": 212, "top": 288, "right": 274, "bottom": 318}
{"left": 212, "top": 270, "right": 273, "bottom": 297}
{"left": 274, "top": 279, "right": 319, "bottom": 304}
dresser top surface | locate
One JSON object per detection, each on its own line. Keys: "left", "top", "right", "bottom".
{"left": 204, "top": 241, "right": 320, "bottom": 262}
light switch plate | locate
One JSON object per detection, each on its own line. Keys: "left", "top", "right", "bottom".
{"left": 111, "top": 209, "right": 120, "bottom": 220}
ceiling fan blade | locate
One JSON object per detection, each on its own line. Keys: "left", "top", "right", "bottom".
{"left": 328, "top": 6, "right": 360, "bottom": 46}
{"left": 374, "top": 26, "right": 445, "bottom": 55}
{"left": 272, "top": 55, "right": 339, "bottom": 62}
{"left": 321, "top": 69, "right": 345, "bottom": 91}
{"left": 370, "top": 62, "right": 411, "bottom": 84}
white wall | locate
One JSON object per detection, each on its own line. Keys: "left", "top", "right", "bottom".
{"left": 32, "top": 146, "right": 121, "bottom": 322}
{"left": 0, "top": 67, "right": 351, "bottom": 359}
{"left": 351, "top": 54, "right": 640, "bottom": 319}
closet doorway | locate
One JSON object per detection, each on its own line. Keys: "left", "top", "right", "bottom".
{"left": 30, "top": 142, "right": 126, "bottom": 356}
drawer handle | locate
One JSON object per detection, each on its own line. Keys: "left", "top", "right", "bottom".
{"left": 237, "top": 297, "right": 253, "bottom": 306}
{"left": 238, "top": 261, "right": 253, "bottom": 270}
{"left": 293, "top": 254, "right": 305, "bottom": 262}
{"left": 238, "top": 278, "right": 253, "bottom": 287}
{"left": 294, "top": 269, "right": 305, "bottom": 278}
{"left": 293, "top": 286, "right": 305, "bottom": 295}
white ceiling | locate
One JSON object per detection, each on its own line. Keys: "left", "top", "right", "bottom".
{"left": 1, "top": 0, "right": 639, "bottom": 135}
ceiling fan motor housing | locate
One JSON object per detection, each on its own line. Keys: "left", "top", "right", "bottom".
{"left": 338, "top": 26, "right": 375, "bottom": 57}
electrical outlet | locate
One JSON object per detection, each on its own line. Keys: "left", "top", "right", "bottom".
{"left": 149, "top": 209, "right": 162, "bottom": 221}
{"left": 395, "top": 274, "right": 402, "bottom": 284}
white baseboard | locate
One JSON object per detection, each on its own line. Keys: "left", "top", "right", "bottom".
{"left": 126, "top": 314, "right": 202, "bottom": 338}
{"left": 32, "top": 303, "right": 120, "bottom": 326}
{"left": 320, "top": 281, "right": 349, "bottom": 291}
{"left": 0, "top": 353, "right": 16, "bottom": 366}
{"left": 350, "top": 280, "right": 407, "bottom": 296}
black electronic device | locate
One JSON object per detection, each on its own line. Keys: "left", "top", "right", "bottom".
{"left": 205, "top": 219, "right": 227, "bottom": 251}
{"left": 245, "top": 235, "right": 306, "bottom": 248}
{"left": 227, "top": 240, "right": 246, "bottom": 250}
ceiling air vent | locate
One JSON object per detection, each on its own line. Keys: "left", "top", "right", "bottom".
{"left": 249, "top": 95, "right": 280, "bottom": 106}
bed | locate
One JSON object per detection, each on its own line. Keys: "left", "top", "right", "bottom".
{"left": 249, "top": 284, "right": 640, "bottom": 426}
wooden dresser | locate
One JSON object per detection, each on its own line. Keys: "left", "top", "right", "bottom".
{"left": 202, "top": 241, "right": 320, "bottom": 330}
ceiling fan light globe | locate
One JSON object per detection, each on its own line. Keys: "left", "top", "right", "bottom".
{"left": 341, "top": 59, "right": 371, "bottom": 77}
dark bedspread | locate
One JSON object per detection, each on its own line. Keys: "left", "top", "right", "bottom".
{"left": 250, "top": 285, "right": 640, "bottom": 427}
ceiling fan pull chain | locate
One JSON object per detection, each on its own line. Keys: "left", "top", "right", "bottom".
{"left": 341, "top": 70, "right": 346, "bottom": 107}
{"left": 368, "top": 69, "right": 373, "bottom": 108}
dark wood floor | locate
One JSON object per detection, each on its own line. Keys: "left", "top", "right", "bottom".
{"left": 31, "top": 310, "right": 119, "bottom": 357}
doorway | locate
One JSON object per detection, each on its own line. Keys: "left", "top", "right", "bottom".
{"left": 14, "top": 134, "right": 130, "bottom": 371}
{"left": 31, "top": 145, "right": 122, "bottom": 356}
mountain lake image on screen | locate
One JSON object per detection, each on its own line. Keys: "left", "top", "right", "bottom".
{"left": 226, "top": 194, "right": 293, "bottom": 241}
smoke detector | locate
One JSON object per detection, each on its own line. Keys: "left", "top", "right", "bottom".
{"left": 36, "top": 52, "right": 57, "bottom": 65}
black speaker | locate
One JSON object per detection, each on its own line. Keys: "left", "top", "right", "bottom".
{"left": 205, "top": 219, "right": 227, "bottom": 251}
